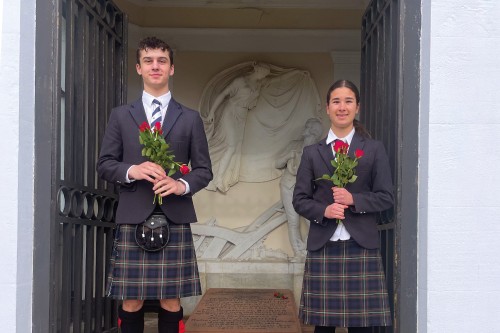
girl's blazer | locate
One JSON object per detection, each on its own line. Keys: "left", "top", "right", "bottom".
{"left": 293, "top": 132, "right": 394, "bottom": 250}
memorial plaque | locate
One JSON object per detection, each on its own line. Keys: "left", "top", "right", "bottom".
{"left": 185, "top": 288, "right": 302, "bottom": 333}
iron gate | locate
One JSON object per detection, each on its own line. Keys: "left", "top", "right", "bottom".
{"left": 54, "top": 0, "right": 127, "bottom": 332}
{"left": 361, "top": 0, "right": 400, "bottom": 332}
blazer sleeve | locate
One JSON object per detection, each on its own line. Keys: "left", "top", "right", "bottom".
{"left": 292, "top": 146, "right": 329, "bottom": 226}
{"left": 96, "top": 107, "right": 134, "bottom": 185}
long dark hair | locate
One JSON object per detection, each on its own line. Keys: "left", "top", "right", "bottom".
{"left": 326, "top": 79, "right": 371, "bottom": 138}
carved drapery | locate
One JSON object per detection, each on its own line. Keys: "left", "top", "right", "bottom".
{"left": 200, "top": 61, "right": 323, "bottom": 193}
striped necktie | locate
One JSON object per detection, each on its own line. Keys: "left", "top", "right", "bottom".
{"left": 151, "top": 99, "right": 162, "bottom": 129}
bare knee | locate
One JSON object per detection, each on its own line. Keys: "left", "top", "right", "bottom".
{"left": 160, "top": 298, "right": 181, "bottom": 312}
{"left": 122, "top": 299, "right": 144, "bottom": 312}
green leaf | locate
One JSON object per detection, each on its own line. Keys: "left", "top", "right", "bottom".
{"left": 168, "top": 169, "right": 175, "bottom": 177}
{"left": 332, "top": 174, "right": 339, "bottom": 183}
{"left": 141, "top": 148, "right": 146, "bottom": 156}
{"left": 146, "top": 148, "right": 152, "bottom": 157}
{"left": 139, "top": 136, "right": 144, "bottom": 145}
{"left": 349, "top": 175, "right": 358, "bottom": 183}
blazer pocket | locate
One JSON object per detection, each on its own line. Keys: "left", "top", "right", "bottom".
{"left": 355, "top": 158, "right": 371, "bottom": 173}
{"left": 356, "top": 166, "right": 370, "bottom": 174}
{"left": 168, "top": 135, "right": 189, "bottom": 144}
{"left": 119, "top": 182, "right": 137, "bottom": 192}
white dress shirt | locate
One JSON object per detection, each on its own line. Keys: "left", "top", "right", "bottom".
{"left": 326, "top": 127, "right": 356, "bottom": 241}
{"left": 141, "top": 91, "right": 171, "bottom": 127}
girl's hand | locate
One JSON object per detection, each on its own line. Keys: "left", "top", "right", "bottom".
{"left": 324, "top": 202, "right": 348, "bottom": 219}
{"left": 332, "top": 187, "right": 354, "bottom": 206}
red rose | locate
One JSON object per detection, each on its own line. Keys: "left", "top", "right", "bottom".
{"left": 154, "top": 122, "right": 162, "bottom": 131}
{"left": 333, "top": 140, "right": 349, "bottom": 153}
{"left": 180, "top": 164, "right": 190, "bottom": 175}
{"left": 139, "top": 121, "right": 150, "bottom": 132}
{"left": 355, "top": 149, "right": 364, "bottom": 159}
{"left": 333, "top": 140, "right": 344, "bottom": 153}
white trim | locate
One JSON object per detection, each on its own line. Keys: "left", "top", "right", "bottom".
{"left": 129, "top": 25, "right": 361, "bottom": 53}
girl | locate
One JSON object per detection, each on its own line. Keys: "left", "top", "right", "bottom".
{"left": 292, "top": 80, "right": 393, "bottom": 333}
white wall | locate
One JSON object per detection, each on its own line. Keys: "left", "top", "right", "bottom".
{"left": 0, "top": 0, "right": 35, "bottom": 332}
{"left": 421, "top": 1, "right": 500, "bottom": 332}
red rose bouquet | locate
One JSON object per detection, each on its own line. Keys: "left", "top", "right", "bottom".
{"left": 318, "top": 140, "right": 364, "bottom": 223}
{"left": 139, "top": 121, "right": 190, "bottom": 204}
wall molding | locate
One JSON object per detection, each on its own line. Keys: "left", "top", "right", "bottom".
{"left": 125, "top": 0, "right": 370, "bottom": 9}
{"left": 129, "top": 24, "right": 361, "bottom": 53}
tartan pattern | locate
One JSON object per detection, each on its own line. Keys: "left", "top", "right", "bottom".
{"left": 107, "top": 223, "right": 202, "bottom": 300}
{"left": 299, "top": 239, "right": 392, "bottom": 327}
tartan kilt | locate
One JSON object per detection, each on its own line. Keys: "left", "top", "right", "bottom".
{"left": 299, "top": 239, "right": 392, "bottom": 327}
{"left": 106, "top": 222, "right": 202, "bottom": 300}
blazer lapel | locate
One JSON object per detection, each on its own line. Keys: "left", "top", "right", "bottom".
{"left": 128, "top": 98, "right": 148, "bottom": 128}
{"left": 317, "top": 138, "right": 335, "bottom": 174}
{"left": 162, "top": 98, "right": 182, "bottom": 138}
{"left": 348, "top": 132, "right": 366, "bottom": 158}
{"left": 317, "top": 132, "right": 366, "bottom": 174}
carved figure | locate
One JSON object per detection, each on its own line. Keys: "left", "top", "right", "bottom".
{"left": 200, "top": 61, "right": 323, "bottom": 193}
{"left": 275, "top": 118, "right": 323, "bottom": 257}
{"left": 204, "top": 63, "right": 271, "bottom": 192}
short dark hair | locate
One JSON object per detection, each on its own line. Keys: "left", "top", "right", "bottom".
{"left": 136, "top": 36, "right": 174, "bottom": 65}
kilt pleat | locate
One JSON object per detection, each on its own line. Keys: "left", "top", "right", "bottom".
{"left": 299, "top": 239, "right": 392, "bottom": 327}
{"left": 107, "top": 223, "right": 202, "bottom": 300}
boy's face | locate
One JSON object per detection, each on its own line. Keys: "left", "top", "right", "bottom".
{"left": 136, "top": 48, "right": 174, "bottom": 94}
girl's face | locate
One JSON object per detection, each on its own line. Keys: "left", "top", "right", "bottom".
{"left": 326, "top": 87, "right": 359, "bottom": 132}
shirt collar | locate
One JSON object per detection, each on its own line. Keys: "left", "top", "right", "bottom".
{"left": 326, "top": 127, "right": 356, "bottom": 146}
{"left": 142, "top": 91, "right": 171, "bottom": 109}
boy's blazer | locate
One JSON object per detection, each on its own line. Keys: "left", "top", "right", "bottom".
{"left": 292, "top": 132, "right": 393, "bottom": 250}
{"left": 97, "top": 97, "right": 212, "bottom": 225}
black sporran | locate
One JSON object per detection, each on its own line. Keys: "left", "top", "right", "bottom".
{"left": 135, "top": 214, "right": 170, "bottom": 251}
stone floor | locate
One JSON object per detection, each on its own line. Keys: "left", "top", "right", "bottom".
{"left": 144, "top": 314, "right": 348, "bottom": 333}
